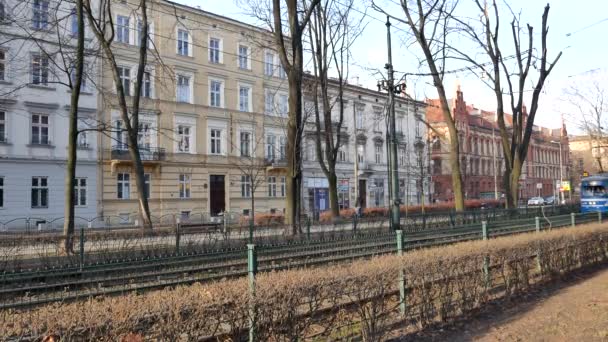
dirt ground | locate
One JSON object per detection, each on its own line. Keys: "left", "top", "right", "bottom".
{"left": 394, "top": 267, "right": 608, "bottom": 342}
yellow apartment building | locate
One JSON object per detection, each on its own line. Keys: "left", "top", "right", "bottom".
{"left": 97, "top": 0, "right": 291, "bottom": 222}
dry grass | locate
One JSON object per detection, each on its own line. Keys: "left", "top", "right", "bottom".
{"left": 2, "top": 223, "right": 607, "bottom": 341}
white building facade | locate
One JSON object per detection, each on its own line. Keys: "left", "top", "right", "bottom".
{"left": 0, "top": 0, "right": 99, "bottom": 225}
{"left": 302, "top": 80, "right": 429, "bottom": 214}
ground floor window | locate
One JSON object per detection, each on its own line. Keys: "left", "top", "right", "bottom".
{"left": 372, "top": 179, "right": 384, "bottom": 207}
{"left": 31, "top": 176, "right": 48, "bottom": 208}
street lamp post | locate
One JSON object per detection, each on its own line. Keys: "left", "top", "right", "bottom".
{"left": 551, "top": 140, "right": 564, "bottom": 204}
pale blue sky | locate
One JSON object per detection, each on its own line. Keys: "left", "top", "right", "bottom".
{"left": 176, "top": 0, "right": 607, "bottom": 133}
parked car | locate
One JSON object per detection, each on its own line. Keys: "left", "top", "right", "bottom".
{"left": 544, "top": 196, "right": 556, "bottom": 205}
{"left": 527, "top": 197, "right": 545, "bottom": 206}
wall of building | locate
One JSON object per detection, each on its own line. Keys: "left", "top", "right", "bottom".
{"left": 426, "top": 87, "right": 569, "bottom": 203}
{"left": 0, "top": 4, "right": 99, "bottom": 223}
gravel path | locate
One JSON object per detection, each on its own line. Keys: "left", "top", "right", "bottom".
{"left": 395, "top": 267, "right": 608, "bottom": 341}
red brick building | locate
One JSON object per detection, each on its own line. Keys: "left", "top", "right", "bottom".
{"left": 426, "top": 86, "right": 570, "bottom": 203}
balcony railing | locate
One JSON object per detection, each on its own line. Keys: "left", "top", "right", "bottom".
{"left": 111, "top": 145, "right": 166, "bottom": 161}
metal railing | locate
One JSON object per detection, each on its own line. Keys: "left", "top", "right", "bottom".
{"left": 110, "top": 145, "right": 166, "bottom": 161}
{"left": 0, "top": 209, "right": 601, "bottom": 309}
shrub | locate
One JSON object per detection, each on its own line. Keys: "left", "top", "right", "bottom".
{"left": 3, "top": 223, "right": 607, "bottom": 341}
{"left": 238, "top": 213, "right": 285, "bottom": 226}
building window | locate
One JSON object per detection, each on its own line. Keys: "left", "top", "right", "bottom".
{"left": 399, "top": 147, "right": 406, "bottom": 166}
{"left": 265, "top": 90, "right": 274, "bottom": 114}
{"left": 357, "top": 144, "right": 365, "bottom": 163}
{"left": 239, "top": 85, "right": 250, "bottom": 112}
{"left": 179, "top": 174, "right": 191, "bottom": 198}
{"left": 177, "top": 29, "right": 189, "bottom": 56}
{"left": 135, "top": 19, "right": 151, "bottom": 46}
{"left": 433, "top": 158, "right": 442, "bottom": 175}
{"left": 238, "top": 45, "right": 249, "bottom": 69}
{"left": 210, "top": 128, "right": 221, "bottom": 154}
{"left": 0, "top": 2, "right": 6, "bottom": 23}
{"left": 0, "top": 111, "right": 5, "bottom": 143}
{"left": 176, "top": 75, "right": 190, "bottom": 103}
{"left": 0, "top": 50, "right": 5, "bottom": 81}
{"left": 241, "top": 175, "right": 251, "bottom": 197}
{"left": 210, "top": 80, "right": 222, "bottom": 107}
{"left": 32, "top": 177, "right": 49, "bottom": 208}
{"left": 116, "top": 15, "right": 130, "bottom": 44}
{"left": 74, "top": 177, "right": 87, "bottom": 206}
{"left": 137, "top": 122, "right": 151, "bottom": 149}
{"left": 32, "top": 0, "right": 49, "bottom": 29}
{"left": 375, "top": 143, "right": 382, "bottom": 164}
{"left": 115, "top": 120, "right": 126, "bottom": 149}
{"left": 396, "top": 115, "right": 404, "bottom": 134}
{"left": 117, "top": 173, "right": 130, "bottom": 199}
{"left": 31, "top": 54, "right": 49, "bottom": 85}
{"left": 118, "top": 66, "right": 131, "bottom": 96}
{"left": 141, "top": 71, "right": 152, "bottom": 98}
{"left": 177, "top": 125, "right": 191, "bottom": 152}
{"left": 373, "top": 179, "right": 384, "bottom": 207}
{"left": 70, "top": 8, "right": 78, "bottom": 36}
{"left": 209, "top": 37, "right": 220, "bottom": 63}
{"left": 31, "top": 176, "right": 48, "bottom": 208}
{"left": 69, "top": 64, "right": 88, "bottom": 93}
{"left": 278, "top": 64, "right": 286, "bottom": 79}
{"left": 338, "top": 148, "right": 347, "bottom": 162}
{"left": 278, "top": 94, "right": 288, "bottom": 116}
{"left": 268, "top": 176, "right": 277, "bottom": 197}
{"left": 307, "top": 139, "right": 316, "bottom": 161}
{"left": 144, "top": 173, "right": 150, "bottom": 199}
{"left": 373, "top": 110, "right": 383, "bottom": 132}
{"left": 240, "top": 131, "right": 251, "bottom": 157}
{"left": 280, "top": 176, "right": 286, "bottom": 197}
{"left": 264, "top": 51, "right": 274, "bottom": 76}
{"left": 0, "top": 177, "right": 3, "bottom": 208}
{"left": 266, "top": 134, "right": 276, "bottom": 160}
{"left": 279, "top": 136, "right": 286, "bottom": 160}
{"left": 356, "top": 106, "right": 364, "bottom": 129}
{"left": 31, "top": 114, "right": 49, "bottom": 145}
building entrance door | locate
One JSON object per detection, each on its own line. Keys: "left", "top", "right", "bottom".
{"left": 359, "top": 179, "right": 367, "bottom": 208}
{"left": 209, "top": 175, "right": 225, "bottom": 216}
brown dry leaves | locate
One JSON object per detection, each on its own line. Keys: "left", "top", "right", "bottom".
{"left": 1, "top": 223, "right": 607, "bottom": 341}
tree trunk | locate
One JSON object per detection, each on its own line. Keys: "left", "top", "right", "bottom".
{"left": 505, "top": 156, "right": 523, "bottom": 209}
{"left": 327, "top": 172, "right": 339, "bottom": 218}
{"left": 128, "top": 130, "right": 153, "bottom": 231}
{"left": 62, "top": 0, "right": 85, "bottom": 254}
{"left": 285, "top": 72, "right": 303, "bottom": 234}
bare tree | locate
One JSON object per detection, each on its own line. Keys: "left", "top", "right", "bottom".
{"left": 62, "top": 0, "right": 86, "bottom": 253}
{"left": 448, "top": 1, "right": 561, "bottom": 208}
{"left": 374, "top": 0, "right": 466, "bottom": 211}
{"left": 229, "top": 131, "right": 268, "bottom": 243}
{"left": 306, "top": 0, "right": 363, "bottom": 220}
{"left": 563, "top": 72, "right": 608, "bottom": 172}
{"left": 272, "top": 0, "right": 320, "bottom": 233}
{"left": 83, "top": 0, "right": 154, "bottom": 230}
